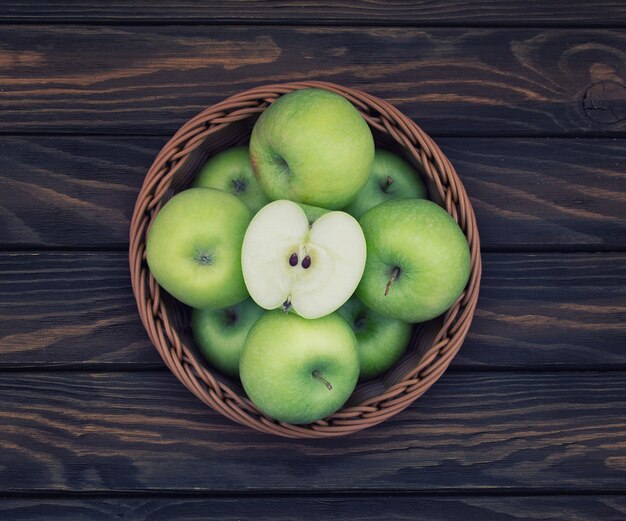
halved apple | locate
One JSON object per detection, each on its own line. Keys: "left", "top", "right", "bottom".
{"left": 241, "top": 200, "right": 366, "bottom": 319}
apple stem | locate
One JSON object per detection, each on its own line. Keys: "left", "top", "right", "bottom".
{"left": 383, "top": 175, "right": 394, "bottom": 193}
{"left": 312, "top": 370, "right": 333, "bottom": 391}
{"left": 385, "top": 267, "right": 400, "bottom": 296}
{"left": 282, "top": 298, "right": 292, "bottom": 312}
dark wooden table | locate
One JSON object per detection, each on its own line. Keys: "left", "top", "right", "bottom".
{"left": 2, "top": 2, "right": 626, "bottom": 519}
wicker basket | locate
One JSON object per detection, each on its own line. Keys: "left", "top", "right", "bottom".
{"left": 129, "top": 81, "right": 481, "bottom": 438}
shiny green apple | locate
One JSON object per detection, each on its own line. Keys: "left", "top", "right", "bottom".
{"left": 240, "top": 310, "right": 359, "bottom": 424}
{"left": 339, "top": 297, "right": 412, "bottom": 380}
{"left": 194, "top": 146, "right": 270, "bottom": 212}
{"left": 146, "top": 188, "right": 252, "bottom": 309}
{"left": 192, "top": 298, "right": 265, "bottom": 377}
{"left": 249, "top": 88, "right": 374, "bottom": 209}
{"left": 344, "top": 149, "right": 428, "bottom": 218}
{"left": 356, "top": 199, "right": 470, "bottom": 323}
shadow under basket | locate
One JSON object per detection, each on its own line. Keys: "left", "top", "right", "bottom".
{"left": 129, "top": 81, "right": 482, "bottom": 438}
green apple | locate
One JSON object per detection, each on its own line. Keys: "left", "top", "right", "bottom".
{"left": 240, "top": 310, "right": 359, "bottom": 424}
{"left": 194, "top": 146, "right": 270, "bottom": 212}
{"left": 339, "top": 297, "right": 412, "bottom": 380}
{"left": 356, "top": 199, "right": 470, "bottom": 323}
{"left": 241, "top": 200, "right": 366, "bottom": 319}
{"left": 249, "top": 88, "right": 375, "bottom": 209}
{"left": 146, "top": 188, "right": 252, "bottom": 309}
{"left": 192, "top": 298, "right": 265, "bottom": 377}
{"left": 344, "top": 149, "right": 428, "bottom": 218}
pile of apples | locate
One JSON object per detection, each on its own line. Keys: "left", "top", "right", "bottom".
{"left": 146, "top": 88, "right": 470, "bottom": 424}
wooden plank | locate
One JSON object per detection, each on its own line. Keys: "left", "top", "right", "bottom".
{"left": 0, "top": 252, "right": 151, "bottom": 367}
{"left": 0, "top": 26, "right": 625, "bottom": 136}
{"left": 2, "top": 251, "right": 625, "bottom": 369}
{"left": 2, "top": 1, "right": 626, "bottom": 27}
{"left": 1, "top": 496, "right": 625, "bottom": 521}
{"left": 457, "top": 252, "right": 626, "bottom": 368}
{"left": 0, "top": 136, "right": 162, "bottom": 248}
{"left": 0, "top": 371, "right": 624, "bottom": 492}
{"left": 442, "top": 138, "right": 626, "bottom": 249}
{"left": 2, "top": 137, "right": 625, "bottom": 248}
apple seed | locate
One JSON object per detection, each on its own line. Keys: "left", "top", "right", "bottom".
{"left": 302, "top": 255, "right": 311, "bottom": 269}
{"left": 289, "top": 253, "right": 299, "bottom": 266}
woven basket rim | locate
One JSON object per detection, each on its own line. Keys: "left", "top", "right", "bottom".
{"left": 129, "top": 81, "right": 482, "bottom": 438}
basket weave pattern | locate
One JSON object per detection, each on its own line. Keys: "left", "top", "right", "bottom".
{"left": 130, "top": 81, "right": 482, "bottom": 438}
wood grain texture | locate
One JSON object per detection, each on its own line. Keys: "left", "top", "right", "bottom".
{"left": 2, "top": 1, "right": 626, "bottom": 26}
{"left": 2, "top": 496, "right": 625, "bottom": 521}
{"left": 0, "top": 137, "right": 162, "bottom": 247}
{"left": 0, "top": 371, "right": 625, "bottom": 492}
{"left": 0, "top": 252, "right": 151, "bottom": 367}
{"left": 0, "top": 26, "right": 625, "bottom": 136}
{"left": 1, "top": 137, "right": 625, "bottom": 248}
{"left": 2, "top": 252, "right": 625, "bottom": 369}
{"left": 441, "top": 138, "right": 626, "bottom": 249}
{"left": 457, "top": 252, "right": 626, "bottom": 368}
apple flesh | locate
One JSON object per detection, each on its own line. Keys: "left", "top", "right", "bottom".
{"left": 146, "top": 188, "right": 252, "bottom": 309}
{"left": 241, "top": 200, "right": 366, "bottom": 319}
{"left": 344, "top": 149, "right": 428, "bottom": 218}
{"left": 194, "top": 146, "right": 270, "bottom": 213}
{"left": 249, "top": 88, "right": 375, "bottom": 209}
{"left": 240, "top": 310, "right": 359, "bottom": 424}
{"left": 356, "top": 199, "right": 471, "bottom": 323}
{"left": 339, "top": 297, "right": 412, "bottom": 380}
{"left": 192, "top": 298, "right": 265, "bottom": 377}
